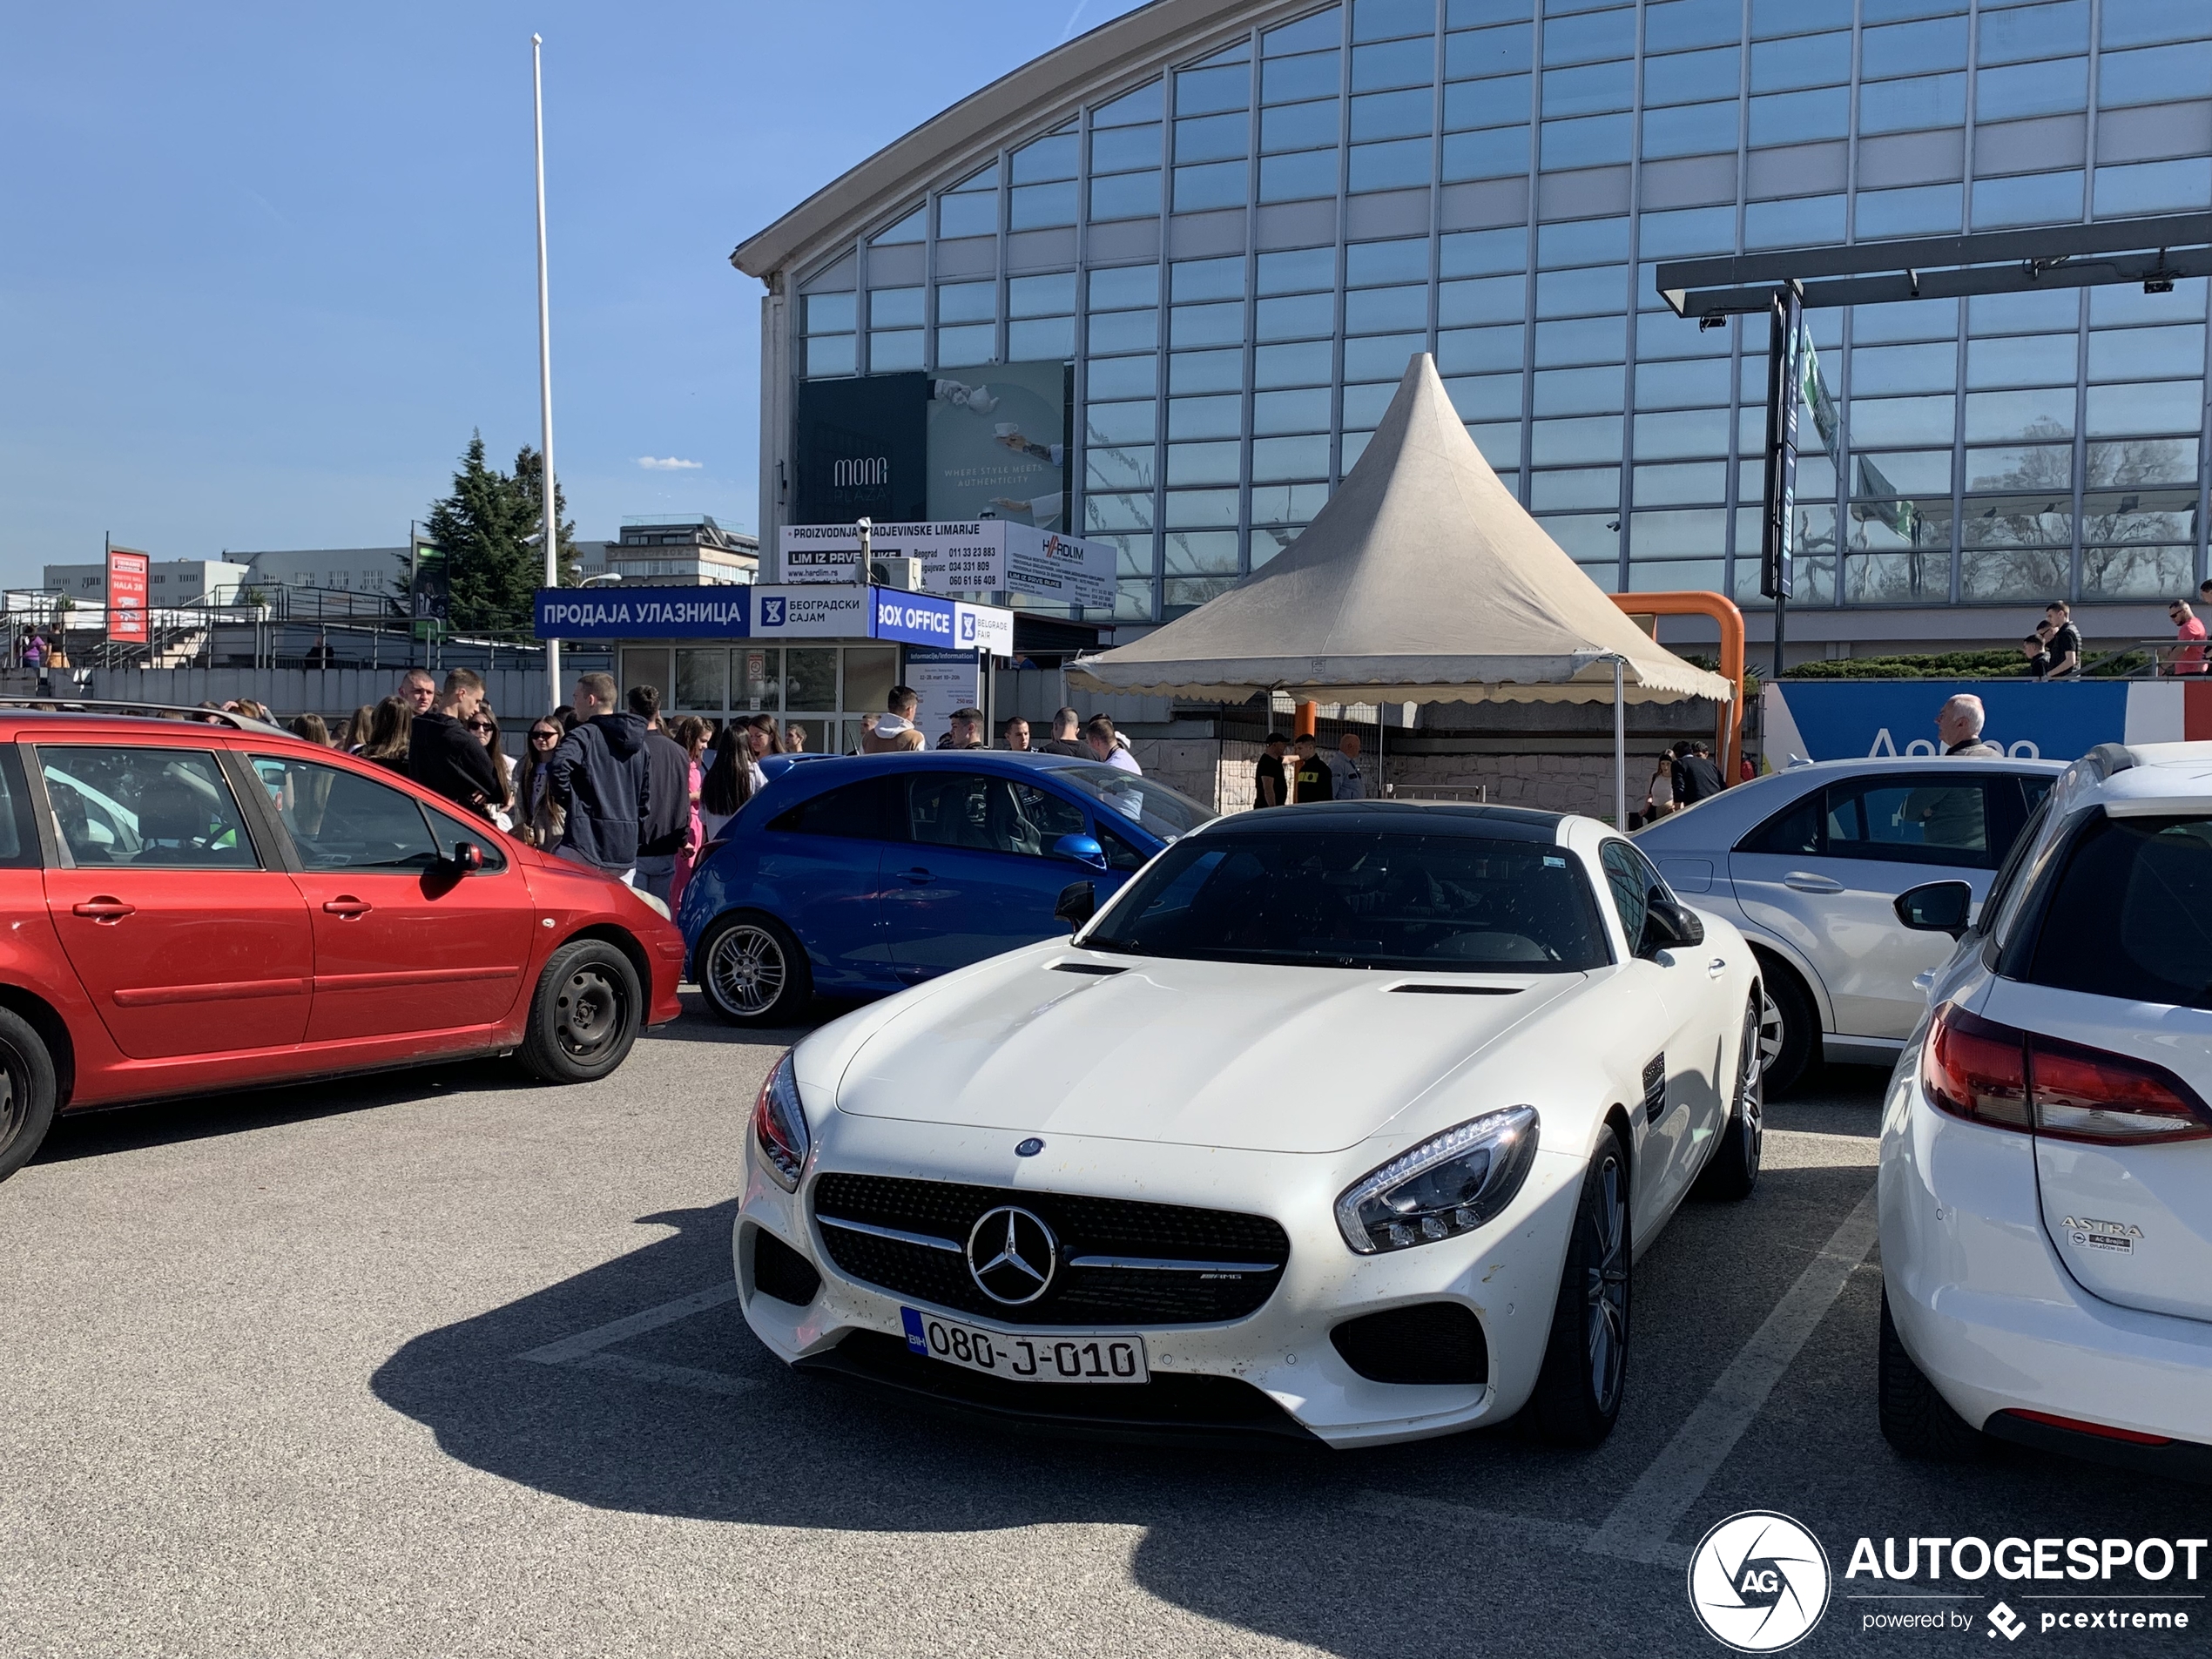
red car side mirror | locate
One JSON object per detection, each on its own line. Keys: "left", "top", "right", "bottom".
{"left": 449, "top": 841, "right": 485, "bottom": 874}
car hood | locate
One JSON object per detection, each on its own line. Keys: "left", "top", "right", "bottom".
{"left": 832, "top": 947, "right": 1584, "bottom": 1155}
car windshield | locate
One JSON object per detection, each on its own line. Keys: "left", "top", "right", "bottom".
{"left": 1052, "top": 764, "right": 1216, "bottom": 841}
{"left": 1080, "top": 828, "right": 1610, "bottom": 972}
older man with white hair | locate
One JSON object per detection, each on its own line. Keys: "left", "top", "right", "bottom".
{"left": 1936, "top": 693, "right": 2002, "bottom": 758}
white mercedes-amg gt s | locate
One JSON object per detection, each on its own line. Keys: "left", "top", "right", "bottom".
{"left": 733, "top": 801, "right": 1764, "bottom": 1448}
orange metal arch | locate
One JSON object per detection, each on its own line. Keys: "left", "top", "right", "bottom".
{"left": 1610, "top": 590, "right": 1746, "bottom": 783}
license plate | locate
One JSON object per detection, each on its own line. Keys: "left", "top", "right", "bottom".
{"left": 900, "top": 1307, "right": 1149, "bottom": 1384}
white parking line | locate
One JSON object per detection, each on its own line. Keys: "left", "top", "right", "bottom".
{"left": 516, "top": 1282, "right": 742, "bottom": 1366}
{"left": 1584, "top": 1184, "right": 1880, "bottom": 1564}
{"left": 569, "top": 1352, "right": 760, "bottom": 1397}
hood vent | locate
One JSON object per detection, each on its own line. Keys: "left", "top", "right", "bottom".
{"left": 1389, "top": 983, "right": 1521, "bottom": 995}
{"left": 1052, "top": 961, "right": 1127, "bottom": 977}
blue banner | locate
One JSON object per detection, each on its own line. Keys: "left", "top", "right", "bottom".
{"left": 534, "top": 586, "right": 751, "bottom": 640}
{"left": 1769, "top": 679, "right": 2130, "bottom": 764}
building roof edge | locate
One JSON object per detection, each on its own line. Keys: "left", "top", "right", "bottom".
{"left": 730, "top": 0, "right": 1264, "bottom": 282}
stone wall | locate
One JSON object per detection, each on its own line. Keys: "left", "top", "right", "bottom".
{"left": 1130, "top": 737, "right": 1678, "bottom": 822}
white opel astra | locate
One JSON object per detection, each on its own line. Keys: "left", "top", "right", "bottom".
{"left": 732, "top": 802, "right": 1763, "bottom": 1449}
{"left": 1881, "top": 742, "right": 2212, "bottom": 1478}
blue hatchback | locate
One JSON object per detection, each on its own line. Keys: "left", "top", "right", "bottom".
{"left": 677, "top": 751, "right": 1214, "bottom": 1024}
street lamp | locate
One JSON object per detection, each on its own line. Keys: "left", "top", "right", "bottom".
{"left": 531, "top": 34, "right": 561, "bottom": 713}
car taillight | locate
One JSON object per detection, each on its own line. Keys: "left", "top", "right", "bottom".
{"left": 1923, "top": 1002, "right": 2212, "bottom": 1144}
{"left": 1922, "top": 1004, "right": 2031, "bottom": 1130}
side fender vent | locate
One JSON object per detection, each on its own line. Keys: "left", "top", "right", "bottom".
{"left": 1642, "top": 1053, "right": 1667, "bottom": 1123}
{"left": 1388, "top": 983, "right": 1521, "bottom": 996}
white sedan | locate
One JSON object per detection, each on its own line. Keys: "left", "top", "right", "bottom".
{"left": 732, "top": 802, "right": 1764, "bottom": 1448}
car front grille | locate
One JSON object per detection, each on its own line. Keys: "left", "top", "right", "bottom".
{"left": 811, "top": 1172, "right": 1290, "bottom": 1327}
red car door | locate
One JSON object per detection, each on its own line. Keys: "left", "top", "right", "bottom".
{"left": 38, "top": 743, "right": 314, "bottom": 1058}
{"left": 247, "top": 754, "right": 536, "bottom": 1042}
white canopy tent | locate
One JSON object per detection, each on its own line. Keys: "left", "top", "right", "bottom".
{"left": 1069, "top": 354, "right": 1734, "bottom": 822}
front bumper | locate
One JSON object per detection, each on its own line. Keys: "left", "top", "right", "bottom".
{"left": 732, "top": 1113, "right": 1585, "bottom": 1449}
{"left": 1880, "top": 1059, "right": 2212, "bottom": 1449}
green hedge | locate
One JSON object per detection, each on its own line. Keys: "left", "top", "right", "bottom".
{"left": 1781, "top": 649, "right": 2151, "bottom": 680}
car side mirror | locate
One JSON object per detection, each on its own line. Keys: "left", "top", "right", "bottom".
{"left": 1054, "top": 880, "right": 1096, "bottom": 932}
{"left": 1895, "top": 880, "right": 1972, "bottom": 937}
{"left": 449, "top": 840, "right": 485, "bottom": 874}
{"left": 1052, "top": 832, "right": 1108, "bottom": 870}
{"left": 1642, "top": 896, "right": 1705, "bottom": 955}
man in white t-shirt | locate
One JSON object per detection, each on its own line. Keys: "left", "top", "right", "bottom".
{"left": 1327, "top": 732, "right": 1367, "bottom": 800}
{"left": 1084, "top": 715, "right": 1141, "bottom": 773}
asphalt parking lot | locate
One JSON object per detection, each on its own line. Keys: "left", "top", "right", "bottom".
{"left": 3, "top": 1001, "right": 2202, "bottom": 1659}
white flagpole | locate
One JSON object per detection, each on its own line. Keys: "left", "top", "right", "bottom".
{"left": 532, "top": 34, "right": 562, "bottom": 713}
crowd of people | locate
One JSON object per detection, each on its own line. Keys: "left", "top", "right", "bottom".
{"left": 1251, "top": 730, "right": 1367, "bottom": 807}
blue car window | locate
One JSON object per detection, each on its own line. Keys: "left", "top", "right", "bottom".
{"left": 769, "top": 776, "right": 900, "bottom": 840}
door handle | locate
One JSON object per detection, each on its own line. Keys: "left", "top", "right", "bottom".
{"left": 322, "top": 897, "right": 372, "bottom": 918}
{"left": 71, "top": 898, "right": 134, "bottom": 922}
{"left": 897, "top": 868, "right": 934, "bottom": 886}
{"left": 1782, "top": 872, "right": 1844, "bottom": 894}
{"left": 1707, "top": 956, "right": 1728, "bottom": 979}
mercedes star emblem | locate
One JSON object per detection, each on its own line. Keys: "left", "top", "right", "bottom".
{"left": 966, "top": 1204, "right": 1058, "bottom": 1305}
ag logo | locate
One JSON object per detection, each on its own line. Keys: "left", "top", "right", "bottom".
{"left": 760, "top": 597, "right": 786, "bottom": 626}
{"left": 1687, "top": 1511, "right": 1831, "bottom": 1652}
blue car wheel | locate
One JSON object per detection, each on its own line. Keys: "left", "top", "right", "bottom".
{"left": 698, "top": 912, "right": 813, "bottom": 1027}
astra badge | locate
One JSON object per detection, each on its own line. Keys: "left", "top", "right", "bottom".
{"left": 1687, "top": 1510, "right": 1831, "bottom": 1653}
{"left": 967, "top": 1205, "right": 1057, "bottom": 1305}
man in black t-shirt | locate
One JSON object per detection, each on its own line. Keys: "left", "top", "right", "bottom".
{"left": 1253, "top": 733, "right": 1288, "bottom": 808}
{"left": 2043, "top": 601, "right": 2082, "bottom": 678}
{"left": 1291, "top": 732, "right": 1334, "bottom": 803}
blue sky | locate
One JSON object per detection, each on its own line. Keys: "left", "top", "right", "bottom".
{"left": 0, "top": 1, "right": 1147, "bottom": 585}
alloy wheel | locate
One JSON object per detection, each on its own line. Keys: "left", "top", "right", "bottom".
{"left": 555, "top": 964, "right": 625, "bottom": 1059}
{"left": 1738, "top": 1005, "right": 1765, "bottom": 1156}
{"left": 1585, "top": 1152, "right": 1629, "bottom": 1413}
{"left": 0, "top": 1047, "right": 19, "bottom": 1147}
{"left": 708, "top": 924, "right": 786, "bottom": 1018}
{"left": 1756, "top": 984, "right": 1788, "bottom": 1074}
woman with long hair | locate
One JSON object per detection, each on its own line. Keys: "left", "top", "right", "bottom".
{"left": 470, "top": 705, "right": 516, "bottom": 830}
{"left": 358, "top": 697, "right": 413, "bottom": 773}
{"left": 513, "top": 714, "right": 566, "bottom": 847}
{"left": 287, "top": 712, "right": 329, "bottom": 746}
{"left": 344, "top": 703, "right": 376, "bottom": 752}
{"left": 698, "top": 724, "right": 758, "bottom": 841}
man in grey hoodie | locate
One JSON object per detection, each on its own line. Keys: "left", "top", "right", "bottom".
{"left": 546, "top": 671, "right": 651, "bottom": 885}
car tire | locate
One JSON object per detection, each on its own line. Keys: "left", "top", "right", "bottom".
{"left": 0, "top": 1008, "right": 58, "bottom": 1184}
{"left": 517, "top": 940, "right": 644, "bottom": 1084}
{"left": 1693, "top": 994, "right": 1764, "bottom": 1202}
{"left": 1752, "top": 953, "right": 1815, "bottom": 1098}
{"left": 1878, "top": 1287, "right": 1985, "bottom": 1461}
{"left": 696, "top": 912, "right": 813, "bottom": 1027}
{"left": 1530, "top": 1131, "right": 1632, "bottom": 1447}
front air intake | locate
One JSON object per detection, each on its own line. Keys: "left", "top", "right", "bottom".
{"left": 1329, "top": 1303, "right": 1488, "bottom": 1386}
{"left": 751, "top": 1227, "right": 822, "bottom": 1307}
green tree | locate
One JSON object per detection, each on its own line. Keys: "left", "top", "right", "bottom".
{"left": 421, "top": 433, "right": 578, "bottom": 633}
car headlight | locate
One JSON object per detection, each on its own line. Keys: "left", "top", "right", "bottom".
{"left": 630, "top": 887, "right": 671, "bottom": 921}
{"left": 1334, "top": 1106, "right": 1541, "bottom": 1254}
{"left": 752, "top": 1050, "right": 809, "bottom": 1191}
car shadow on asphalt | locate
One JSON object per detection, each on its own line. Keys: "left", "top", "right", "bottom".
{"left": 30, "top": 1056, "right": 536, "bottom": 1166}
{"left": 366, "top": 1162, "right": 1967, "bottom": 1658}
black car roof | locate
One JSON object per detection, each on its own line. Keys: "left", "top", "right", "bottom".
{"left": 1196, "top": 800, "right": 1567, "bottom": 841}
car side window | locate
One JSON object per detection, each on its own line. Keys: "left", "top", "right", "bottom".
{"left": 1010, "top": 781, "right": 1089, "bottom": 852}
{"left": 42, "top": 746, "right": 259, "bottom": 870}
{"left": 251, "top": 757, "right": 440, "bottom": 872}
{"left": 1737, "top": 787, "right": 1821, "bottom": 856}
{"left": 905, "top": 772, "right": 1073, "bottom": 860}
{"left": 1097, "top": 818, "right": 1148, "bottom": 873}
{"left": 425, "top": 805, "right": 509, "bottom": 873}
{"left": 1826, "top": 778, "right": 1992, "bottom": 867}
{"left": 1599, "top": 841, "right": 1649, "bottom": 956}
{"left": 767, "top": 777, "right": 898, "bottom": 840}
{"left": 0, "top": 746, "right": 39, "bottom": 868}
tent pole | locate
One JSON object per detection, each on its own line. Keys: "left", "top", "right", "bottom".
{"left": 1612, "top": 657, "right": 1626, "bottom": 831}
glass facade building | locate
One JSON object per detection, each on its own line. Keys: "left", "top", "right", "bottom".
{"left": 759, "top": 0, "right": 2212, "bottom": 631}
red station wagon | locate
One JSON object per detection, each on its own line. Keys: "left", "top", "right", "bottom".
{"left": 0, "top": 703, "right": 685, "bottom": 1181}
